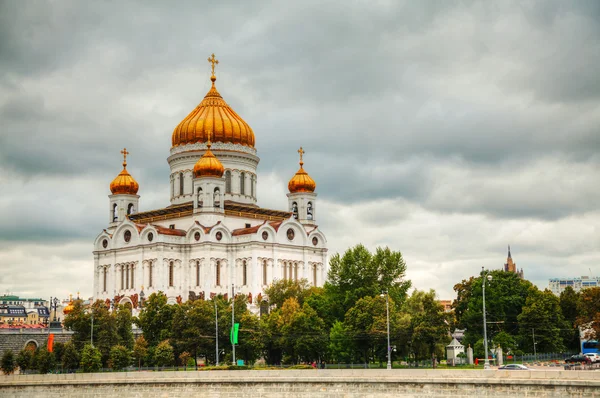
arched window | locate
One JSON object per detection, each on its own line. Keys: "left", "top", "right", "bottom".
{"left": 127, "top": 203, "right": 134, "bottom": 215}
{"left": 169, "top": 261, "right": 174, "bottom": 287}
{"left": 196, "top": 261, "right": 200, "bottom": 286}
{"left": 292, "top": 202, "right": 298, "bottom": 219}
{"left": 263, "top": 260, "right": 267, "bottom": 286}
{"left": 148, "top": 261, "right": 153, "bottom": 288}
{"left": 130, "top": 265, "right": 135, "bottom": 289}
{"left": 216, "top": 261, "right": 221, "bottom": 286}
{"left": 120, "top": 266, "right": 124, "bottom": 290}
{"left": 289, "top": 262, "right": 293, "bottom": 280}
{"left": 243, "top": 260, "right": 247, "bottom": 286}
{"left": 103, "top": 267, "right": 107, "bottom": 293}
{"left": 251, "top": 175, "right": 255, "bottom": 198}
{"left": 171, "top": 177, "right": 174, "bottom": 198}
{"left": 313, "top": 264, "right": 317, "bottom": 287}
{"left": 197, "top": 187, "right": 203, "bottom": 208}
{"left": 307, "top": 202, "right": 313, "bottom": 220}
{"left": 240, "top": 172, "right": 245, "bottom": 195}
{"left": 125, "top": 264, "right": 130, "bottom": 289}
{"left": 112, "top": 203, "right": 118, "bottom": 222}
{"left": 214, "top": 188, "right": 221, "bottom": 208}
{"left": 225, "top": 171, "right": 232, "bottom": 193}
{"left": 179, "top": 172, "right": 184, "bottom": 196}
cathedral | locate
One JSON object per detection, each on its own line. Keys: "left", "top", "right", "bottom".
{"left": 93, "top": 54, "right": 328, "bottom": 311}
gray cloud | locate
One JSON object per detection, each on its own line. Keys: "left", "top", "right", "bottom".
{"left": 1, "top": 0, "right": 599, "bottom": 299}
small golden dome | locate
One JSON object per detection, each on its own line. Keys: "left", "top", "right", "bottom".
{"left": 288, "top": 147, "right": 316, "bottom": 193}
{"left": 63, "top": 297, "right": 74, "bottom": 315}
{"left": 110, "top": 148, "right": 139, "bottom": 195}
{"left": 193, "top": 137, "right": 225, "bottom": 178}
{"left": 172, "top": 54, "right": 255, "bottom": 148}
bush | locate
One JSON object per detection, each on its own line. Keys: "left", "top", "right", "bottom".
{"left": 179, "top": 351, "right": 191, "bottom": 367}
{"left": 80, "top": 344, "right": 102, "bottom": 373}
{"left": 1, "top": 350, "right": 16, "bottom": 375}
{"left": 33, "top": 347, "right": 56, "bottom": 374}
{"left": 62, "top": 342, "right": 80, "bottom": 371}
{"left": 109, "top": 345, "right": 131, "bottom": 371}
{"left": 288, "top": 364, "right": 314, "bottom": 369}
{"left": 16, "top": 349, "right": 34, "bottom": 371}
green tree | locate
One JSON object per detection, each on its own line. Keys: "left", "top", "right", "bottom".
{"left": 328, "top": 321, "right": 353, "bottom": 364}
{"left": 154, "top": 340, "right": 175, "bottom": 367}
{"left": 404, "top": 290, "right": 450, "bottom": 361}
{"left": 325, "top": 245, "right": 411, "bottom": 321}
{"left": 91, "top": 300, "right": 118, "bottom": 366}
{"left": 136, "top": 292, "right": 174, "bottom": 347}
{"left": 455, "top": 270, "right": 534, "bottom": 348}
{"left": 16, "top": 348, "right": 34, "bottom": 372}
{"left": 80, "top": 344, "right": 102, "bottom": 372}
{"left": 133, "top": 336, "right": 148, "bottom": 368}
{"left": 109, "top": 345, "right": 131, "bottom": 370}
{"left": 559, "top": 286, "right": 581, "bottom": 351}
{"left": 1, "top": 350, "right": 16, "bottom": 375}
{"left": 115, "top": 304, "right": 134, "bottom": 350}
{"left": 344, "top": 295, "right": 396, "bottom": 364}
{"left": 264, "top": 279, "right": 312, "bottom": 309}
{"left": 63, "top": 299, "right": 91, "bottom": 350}
{"left": 258, "top": 308, "right": 284, "bottom": 365}
{"left": 52, "top": 342, "right": 65, "bottom": 367}
{"left": 236, "top": 310, "right": 262, "bottom": 365}
{"left": 33, "top": 346, "right": 56, "bottom": 374}
{"left": 518, "top": 288, "right": 567, "bottom": 353}
{"left": 492, "top": 331, "right": 517, "bottom": 354}
{"left": 281, "top": 301, "right": 327, "bottom": 363}
{"left": 61, "top": 342, "right": 80, "bottom": 371}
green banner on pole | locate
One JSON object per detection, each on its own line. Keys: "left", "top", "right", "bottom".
{"left": 230, "top": 323, "right": 239, "bottom": 345}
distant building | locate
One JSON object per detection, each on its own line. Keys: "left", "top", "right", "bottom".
{"left": 439, "top": 300, "right": 453, "bottom": 312}
{"left": 548, "top": 276, "right": 600, "bottom": 296}
{"left": 503, "top": 246, "right": 524, "bottom": 279}
{"left": 0, "top": 305, "right": 28, "bottom": 325}
{"left": 0, "top": 295, "right": 47, "bottom": 309}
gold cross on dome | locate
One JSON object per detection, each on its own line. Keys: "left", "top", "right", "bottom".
{"left": 298, "top": 147, "right": 305, "bottom": 164}
{"left": 121, "top": 148, "right": 129, "bottom": 165}
{"left": 208, "top": 53, "right": 219, "bottom": 77}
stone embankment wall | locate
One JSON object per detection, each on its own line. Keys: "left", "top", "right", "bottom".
{"left": 0, "top": 330, "right": 72, "bottom": 357}
{"left": 1, "top": 369, "right": 600, "bottom": 397}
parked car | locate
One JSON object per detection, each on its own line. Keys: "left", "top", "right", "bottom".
{"left": 584, "top": 353, "right": 600, "bottom": 363}
{"left": 565, "top": 354, "right": 592, "bottom": 364}
{"left": 498, "top": 364, "right": 531, "bottom": 370}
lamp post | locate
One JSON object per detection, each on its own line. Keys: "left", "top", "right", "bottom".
{"left": 231, "top": 284, "right": 236, "bottom": 366}
{"left": 48, "top": 296, "right": 61, "bottom": 330}
{"left": 481, "top": 267, "right": 493, "bottom": 370}
{"left": 380, "top": 290, "right": 392, "bottom": 370}
{"left": 214, "top": 298, "right": 219, "bottom": 366}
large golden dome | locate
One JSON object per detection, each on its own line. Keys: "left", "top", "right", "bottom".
{"left": 288, "top": 147, "right": 316, "bottom": 193}
{"left": 110, "top": 148, "right": 139, "bottom": 195}
{"left": 171, "top": 60, "right": 255, "bottom": 148}
{"left": 193, "top": 137, "right": 225, "bottom": 178}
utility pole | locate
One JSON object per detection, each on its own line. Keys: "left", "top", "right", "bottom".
{"left": 482, "top": 267, "right": 493, "bottom": 370}
{"left": 214, "top": 299, "right": 219, "bottom": 366}
{"left": 532, "top": 328, "right": 537, "bottom": 362}
{"left": 232, "top": 283, "right": 236, "bottom": 365}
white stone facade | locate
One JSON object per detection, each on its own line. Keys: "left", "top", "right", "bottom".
{"left": 93, "top": 143, "right": 328, "bottom": 310}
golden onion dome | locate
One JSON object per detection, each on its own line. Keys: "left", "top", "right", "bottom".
{"left": 110, "top": 148, "right": 139, "bottom": 195}
{"left": 193, "top": 136, "right": 225, "bottom": 178}
{"left": 172, "top": 54, "right": 255, "bottom": 148}
{"left": 288, "top": 147, "right": 316, "bottom": 193}
{"left": 63, "top": 297, "right": 74, "bottom": 315}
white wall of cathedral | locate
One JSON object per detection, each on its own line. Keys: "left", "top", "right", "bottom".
{"left": 167, "top": 146, "right": 259, "bottom": 206}
{"left": 93, "top": 217, "right": 327, "bottom": 305}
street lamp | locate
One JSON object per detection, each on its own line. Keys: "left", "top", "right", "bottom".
{"left": 380, "top": 290, "right": 392, "bottom": 370}
{"left": 481, "top": 267, "right": 493, "bottom": 370}
{"left": 214, "top": 298, "right": 219, "bottom": 366}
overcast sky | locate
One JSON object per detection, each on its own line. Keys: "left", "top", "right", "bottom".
{"left": 1, "top": 0, "right": 599, "bottom": 302}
